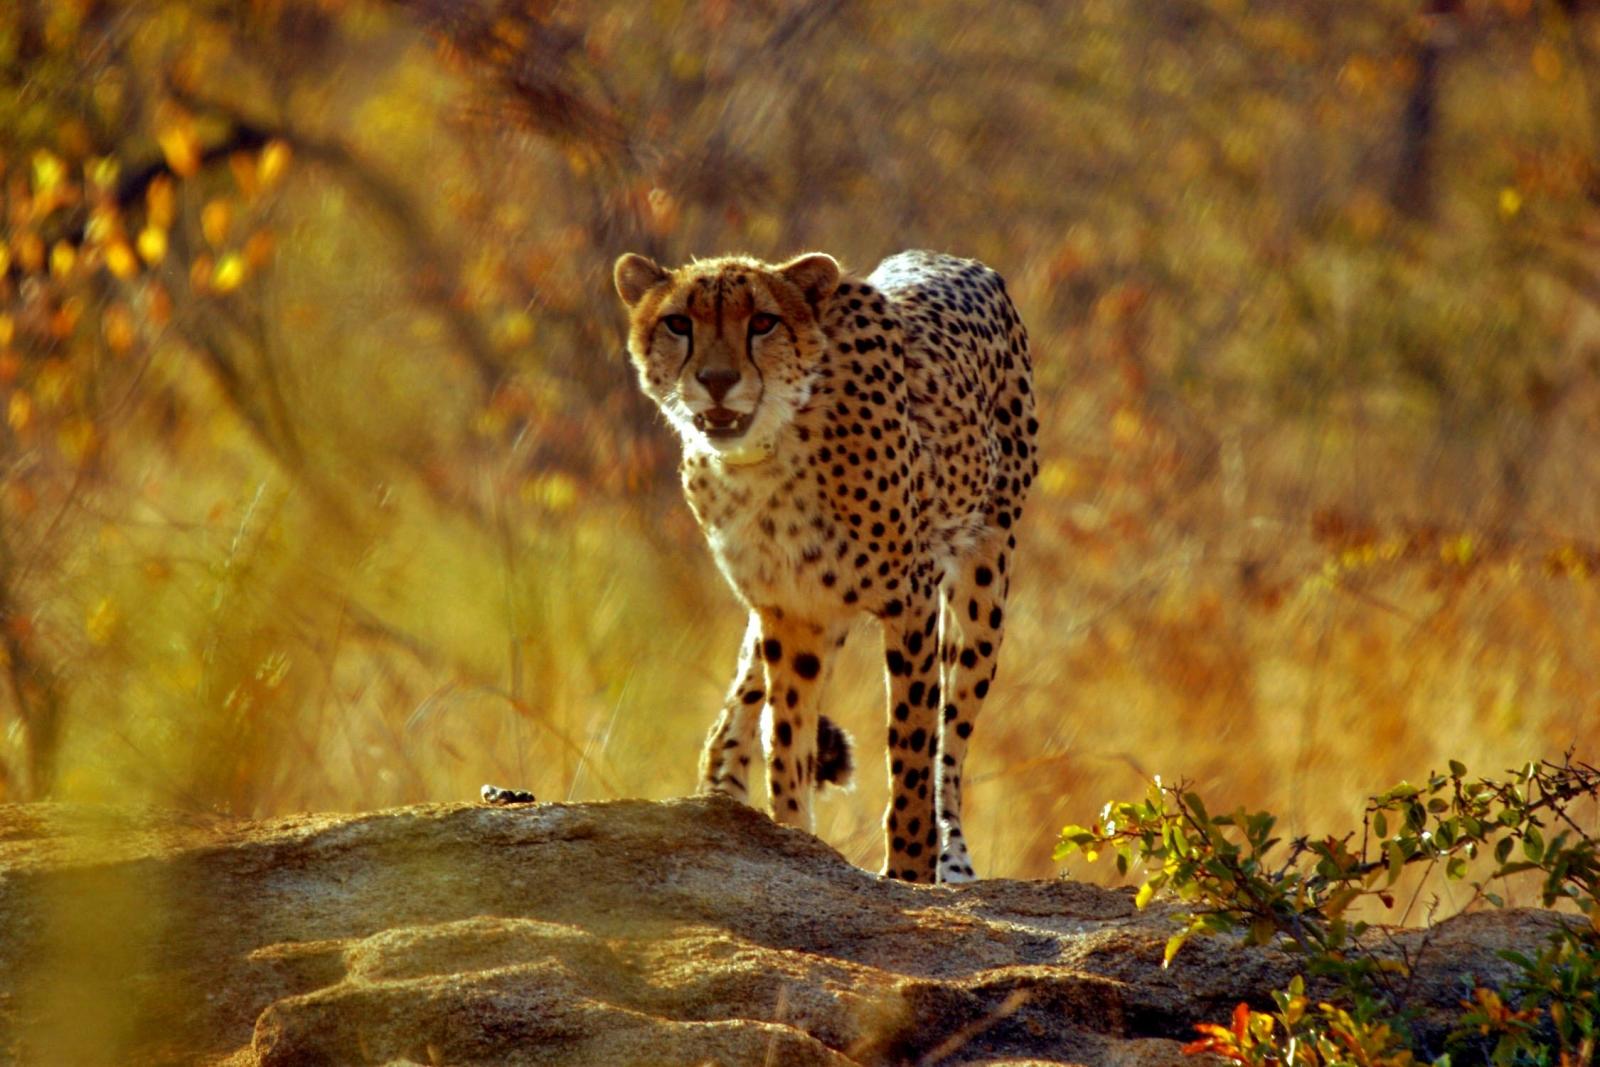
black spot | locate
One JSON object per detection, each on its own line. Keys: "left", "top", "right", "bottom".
{"left": 956, "top": 721, "right": 974, "bottom": 738}
{"left": 975, "top": 566, "right": 993, "bottom": 587}
{"left": 959, "top": 649, "right": 978, "bottom": 669}
{"left": 742, "top": 689, "right": 765, "bottom": 705}
{"left": 763, "top": 638, "right": 783, "bottom": 662}
{"left": 776, "top": 721, "right": 793, "bottom": 746}
{"left": 794, "top": 653, "right": 821, "bottom": 680}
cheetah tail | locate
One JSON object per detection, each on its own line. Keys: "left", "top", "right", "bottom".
{"left": 815, "top": 715, "right": 855, "bottom": 790}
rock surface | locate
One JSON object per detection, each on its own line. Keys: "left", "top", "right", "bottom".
{"left": 0, "top": 796, "right": 1565, "bottom": 1065}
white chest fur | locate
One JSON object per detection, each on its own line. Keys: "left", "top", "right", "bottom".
{"left": 680, "top": 448, "right": 833, "bottom": 614}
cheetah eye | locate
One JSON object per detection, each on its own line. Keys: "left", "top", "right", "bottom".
{"left": 663, "top": 314, "right": 692, "bottom": 336}
{"left": 749, "top": 312, "right": 780, "bottom": 336}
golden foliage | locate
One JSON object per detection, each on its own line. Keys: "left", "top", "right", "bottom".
{"left": 0, "top": 2, "right": 1593, "bottom": 914}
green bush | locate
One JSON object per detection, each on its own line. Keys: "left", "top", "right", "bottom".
{"left": 1056, "top": 755, "right": 1600, "bottom": 1064}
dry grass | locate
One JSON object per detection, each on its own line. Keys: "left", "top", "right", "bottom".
{"left": 2, "top": 1, "right": 1597, "bottom": 893}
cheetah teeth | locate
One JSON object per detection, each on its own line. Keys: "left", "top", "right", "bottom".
{"left": 695, "top": 409, "right": 752, "bottom": 438}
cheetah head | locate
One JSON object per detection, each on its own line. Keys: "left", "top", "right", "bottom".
{"left": 613, "top": 252, "right": 840, "bottom": 462}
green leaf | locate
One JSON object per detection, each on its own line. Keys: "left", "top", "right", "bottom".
{"left": 1373, "top": 811, "right": 1388, "bottom": 839}
{"left": 1385, "top": 841, "right": 1406, "bottom": 886}
{"left": 1448, "top": 759, "right": 1467, "bottom": 778}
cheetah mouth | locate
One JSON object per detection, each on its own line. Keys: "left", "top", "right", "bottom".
{"left": 694, "top": 407, "right": 752, "bottom": 439}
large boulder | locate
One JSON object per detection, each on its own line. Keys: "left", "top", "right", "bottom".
{"left": 0, "top": 796, "right": 1562, "bottom": 1065}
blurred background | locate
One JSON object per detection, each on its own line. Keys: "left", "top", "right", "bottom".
{"left": 1, "top": 0, "right": 1597, "bottom": 882}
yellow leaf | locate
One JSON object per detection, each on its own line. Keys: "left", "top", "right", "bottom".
{"left": 85, "top": 156, "right": 120, "bottom": 192}
{"left": 31, "top": 150, "right": 67, "bottom": 196}
{"left": 258, "top": 140, "right": 292, "bottom": 188}
{"left": 229, "top": 151, "right": 259, "bottom": 198}
{"left": 1111, "top": 407, "right": 1143, "bottom": 448}
{"left": 493, "top": 311, "right": 535, "bottom": 348}
{"left": 190, "top": 254, "right": 214, "bottom": 293}
{"left": 50, "top": 240, "right": 77, "bottom": 278}
{"left": 147, "top": 175, "right": 176, "bottom": 229}
{"left": 524, "top": 473, "right": 578, "bottom": 512}
{"left": 105, "top": 241, "right": 139, "bottom": 280}
{"left": 201, "top": 199, "right": 232, "bottom": 248}
{"left": 85, "top": 597, "right": 119, "bottom": 645}
{"left": 34, "top": 359, "right": 70, "bottom": 406}
{"left": 1134, "top": 881, "right": 1156, "bottom": 910}
{"left": 103, "top": 303, "right": 136, "bottom": 353}
{"left": 156, "top": 111, "right": 201, "bottom": 177}
{"left": 1038, "top": 459, "right": 1079, "bottom": 497}
{"left": 1499, "top": 187, "right": 1523, "bottom": 219}
{"left": 1162, "top": 929, "right": 1189, "bottom": 968}
{"left": 15, "top": 232, "right": 44, "bottom": 273}
{"left": 212, "top": 253, "right": 246, "bottom": 293}
{"left": 6, "top": 391, "right": 32, "bottom": 432}
{"left": 137, "top": 226, "right": 168, "bottom": 266}
{"left": 84, "top": 205, "right": 117, "bottom": 246}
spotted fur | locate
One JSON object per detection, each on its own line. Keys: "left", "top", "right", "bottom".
{"left": 613, "top": 248, "right": 1036, "bottom": 884}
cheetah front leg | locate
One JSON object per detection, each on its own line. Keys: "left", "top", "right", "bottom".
{"left": 879, "top": 593, "right": 943, "bottom": 883}
{"left": 699, "top": 613, "right": 765, "bottom": 804}
{"left": 754, "top": 610, "right": 840, "bottom": 832}
{"left": 935, "top": 530, "right": 1017, "bottom": 883}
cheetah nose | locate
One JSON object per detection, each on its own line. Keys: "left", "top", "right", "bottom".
{"left": 695, "top": 366, "right": 740, "bottom": 402}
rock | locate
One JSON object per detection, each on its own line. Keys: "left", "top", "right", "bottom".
{"left": 0, "top": 796, "right": 1567, "bottom": 1065}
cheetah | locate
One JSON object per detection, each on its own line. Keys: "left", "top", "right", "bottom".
{"left": 612, "top": 249, "right": 1036, "bottom": 884}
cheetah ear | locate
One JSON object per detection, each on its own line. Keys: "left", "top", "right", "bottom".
{"left": 777, "top": 253, "right": 840, "bottom": 307}
{"left": 614, "top": 253, "right": 668, "bottom": 308}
